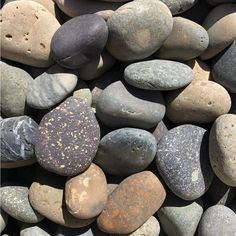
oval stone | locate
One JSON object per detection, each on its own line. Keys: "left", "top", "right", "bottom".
{"left": 51, "top": 14, "right": 108, "bottom": 69}
{"left": 156, "top": 125, "right": 214, "bottom": 200}
{"left": 209, "top": 114, "right": 236, "bottom": 187}
{"left": 97, "top": 171, "right": 166, "bottom": 234}
{"left": 106, "top": 0, "right": 173, "bottom": 61}
{"left": 35, "top": 97, "right": 100, "bottom": 176}
{"left": 94, "top": 128, "right": 157, "bottom": 176}
{"left": 124, "top": 60, "right": 194, "bottom": 90}
{"left": 96, "top": 81, "right": 166, "bottom": 129}
{"left": 26, "top": 64, "right": 78, "bottom": 109}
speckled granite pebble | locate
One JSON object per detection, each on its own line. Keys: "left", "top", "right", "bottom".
{"left": 20, "top": 225, "right": 51, "bottom": 236}
{"left": 35, "top": 97, "right": 100, "bottom": 176}
{"left": 0, "top": 210, "right": 8, "bottom": 233}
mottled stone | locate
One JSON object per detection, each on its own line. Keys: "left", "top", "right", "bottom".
{"left": 73, "top": 80, "right": 92, "bottom": 106}
{"left": 124, "top": 60, "right": 193, "bottom": 90}
{"left": 1, "top": 186, "right": 43, "bottom": 223}
{"left": 35, "top": 97, "right": 100, "bottom": 176}
{"left": 96, "top": 81, "right": 166, "bottom": 129}
{"left": 20, "top": 225, "right": 50, "bottom": 236}
{"left": 51, "top": 14, "right": 108, "bottom": 69}
{"left": 97, "top": 171, "right": 166, "bottom": 234}
{"left": 156, "top": 125, "right": 214, "bottom": 200}
{"left": 0, "top": 210, "right": 8, "bottom": 234}
{"left": 1, "top": 116, "right": 38, "bottom": 168}
{"left": 156, "top": 17, "right": 209, "bottom": 61}
{"left": 1, "top": 62, "right": 33, "bottom": 117}
{"left": 152, "top": 120, "right": 168, "bottom": 144}
{"left": 27, "top": 65, "right": 78, "bottom": 109}
{"left": 94, "top": 128, "right": 157, "bottom": 176}
{"left": 209, "top": 114, "right": 236, "bottom": 186}
{"left": 106, "top": 0, "right": 173, "bottom": 61}
{"left": 198, "top": 205, "right": 236, "bottom": 236}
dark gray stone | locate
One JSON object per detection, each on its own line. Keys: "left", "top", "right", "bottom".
{"left": 156, "top": 124, "right": 214, "bottom": 200}
{"left": 35, "top": 97, "right": 100, "bottom": 176}
{"left": 51, "top": 14, "right": 108, "bottom": 69}
{"left": 96, "top": 81, "right": 166, "bottom": 129}
{"left": 94, "top": 128, "right": 157, "bottom": 176}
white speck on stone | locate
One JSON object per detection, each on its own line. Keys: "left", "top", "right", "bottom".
{"left": 192, "top": 170, "right": 199, "bottom": 182}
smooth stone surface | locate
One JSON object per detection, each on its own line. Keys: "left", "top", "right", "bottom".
{"left": 1, "top": 186, "right": 44, "bottom": 223}
{"left": 155, "top": 17, "right": 209, "bottom": 61}
{"left": 20, "top": 226, "right": 51, "bottom": 236}
{"left": 201, "top": 4, "right": 236, "bottom": 60}
{"left": 97, "top": 171, "right": 166, "bottom": 234}
{"left": 152, "top": 120, "right": 169, "bottom": 144}
{"left": 198, "top": 205, "right": 236, "bottom": 236}
{"left": 65, "top": 163, "right": 108, "bottom": 219}
{"left": 124, "top": 60, "right": 194, "bottom": 90}
{"left": 156, "top": 125, "right": 214, "bottom": 200}
{"left": 209, "top": 114, "right": 236, "bottom": 186}
{"left": 0, "top": 211, "right": 8, "bottom": 233}
{"left": 35, "top": 97, "right": 100, "bottom": 176}
{"left": 26, "top": 64, "right": 78, "bottom": 109}
{"left": 212, "top": 39, "right": 236, "bottom": 93}
{"left": 166, "top": 80, "right": 231, "bottom": 123}
{"left": 96, "top": 81, "right": 166, "bottom": 129}
{"left": 0, "top": 116, "right": 38, "bottom": 168}
{"left": 94, "top": 128, "right": 157, "bottom": 176}
{"left": 106, "top": 0, "right": 173, "bottom": 61}
{"left": 51, "top": 14, "right": 108, "bottom": 69}
{"left": 1, "top": 1, "right": 60, "bottom": 67}
{"left": 1, "top": 62, "right": 33, "bottom": 117}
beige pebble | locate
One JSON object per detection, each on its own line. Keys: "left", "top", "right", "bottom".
{"left": 73, "top": 80, "right": 92, "bottom": 106}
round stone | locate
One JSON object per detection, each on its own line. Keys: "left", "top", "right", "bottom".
{"left": 198, "top": 205, "right": 236, "bottom": 236}
{"left": 106, "top": 0, "right": 173, "bottom": 61}
{"left": 97, "top": 171, "right": 166, "bottom": 234}
{"left": 209, "top": 114, "right": 236, "bottom": 187}
{"left": 155, "top": 17, "right": 209, "bottom": 61}
{"left": 1, "top": 116, "right": 38, "bottom": 168}
{"left": 1, "top": 186, "right": 44, "bottom": 223}
{"left": 26, "top": 64, "right": 78, "bottom": 109}
{"left": 96, "top": 81, "right": 166, "bottom": 129}
{"left": 35, "top": 97, "right": 100, "bottom": 176}
{"left": 124, "top": 59, "right": 194, "bottom": 90}
{"left": 1, "top": 1, "right": 60, "bottom": 67}
{"left": 1, "top": 62, "right": 33, "bottom": 117}
{"left": 94, "top": 128, "right": 157, "bottom": 176}
{"left": 65, "top": 163, "right": 108, "bottom": 219}
{"left": 51, "top": 14, "right": 108, "bottom": 69}
{"left": 0, "top": 211, "right": 8, "bottom": 234}
{"left": 156, "top": 124, "right": 214, "bottom": 200}
{"left": 20, "top": 226, "right": 50, "bottom": 236}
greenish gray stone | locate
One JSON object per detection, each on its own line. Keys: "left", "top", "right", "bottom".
{"left": 0, "top": 210, "right": 8, "bottom": 233}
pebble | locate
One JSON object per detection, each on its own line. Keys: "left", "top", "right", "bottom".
{"left": 97, "top": 171, "right": 166, "bottom": 234}
{"left": 209, "top": 114, "right": 236, "bottom": 186}
{"left": 0, "top": 186, "right": 44, "bottom": 223}
{"left": 94, "top": 128, "right": 157, "bottom": 176}
{"left": 152, "top": 120, "right": 169, "bottom": 144}
{"left": 96, "top": 81, "right": 166, "bottom": 129}
{"left": 51, "top": 14, "right": 108, "bottom": 69}
{"left": 155, "top": 17, "right": 209, "bottom": 61}
{"left": 0, "top": 211, "right": 8, "bottom": 234}
{"left": 201, "top": 4, "right": 236, "bottom": 60}
{"left": 106, "top": 0, "right": 173, "bottom": 61}
{"left": 26, "top": 64, "right": 78, "bottom": 109}
{"left": 65, "top": 163, "right": 107, "bottom": 219}
{"left": 166, "top": 80, "right": 231, "bottom": 123}
{"left": 212, "top": 39, "right": 236, "bottom": 93}
{"left": 198, "top": 205, "right": 236, "bottom": 236}
{"left": 20, "top": 225, "right": 51, "bottom": 236}
{"left": 1, "top": 1, "right": 60, "bottom": 67}
{"left": 35, "top": 97, "right": 100, "bottom": 176}
{"left": 0, "top": 62, "right": 33, "bottom": 117}
{"left": 124, "top": 59, "right": 194, "bottom": 90}
{"left": 156, "top": 124, "right": 214, "bottom": 200}
{"left": 0, "top": 116, "right": 38, "bottom": 168}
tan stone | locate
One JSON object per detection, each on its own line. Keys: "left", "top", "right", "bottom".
{"left": 73, "top": 80, "right": 92, "bottom": 106}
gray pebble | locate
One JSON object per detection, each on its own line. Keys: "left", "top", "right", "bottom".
{"left": 20, "top": 226, "right": 51, "bottom": 236}
{"left": 152, "top": 120, "right": 168, "bottom": 144}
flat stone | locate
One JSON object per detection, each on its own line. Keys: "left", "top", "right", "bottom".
{"left": 96, "top": 81, "right": 166, "bottom": 129}
{"left": 94, "top": 128, "right": 157, "bottom": 176}
{"left": 198, "top": 205, "right": 236, "bottom": 236}
{"left": 209, "top": 114, "right": 236, "bottom": 186}
{"left": 35, "top": 97, "right": 100, "bottom": 176}
{"left": 20, "top": 226, "right": 50, "bottom": 236}
{"left": 106, "top": 0, "right": 173, "bottom": 61}
{"left": 97, "top": 171, "right": 166, "bottom": 234}
{"left": 0, "top": 211, "right": 8, "bottom": 234}
{"left": 26, "top": 64, "right": 78, "bottom": 109}
{"left": 1, "top": 186, "right": 44, "bottom": 223}
{"left": 124, "top": 59, "right": 194, "bottom": 90}
{"left": 51, "top": 14, "right": 108, "bottom": 69}
{"left": 156, "top": 124, "right": 214, "bottom": 200}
